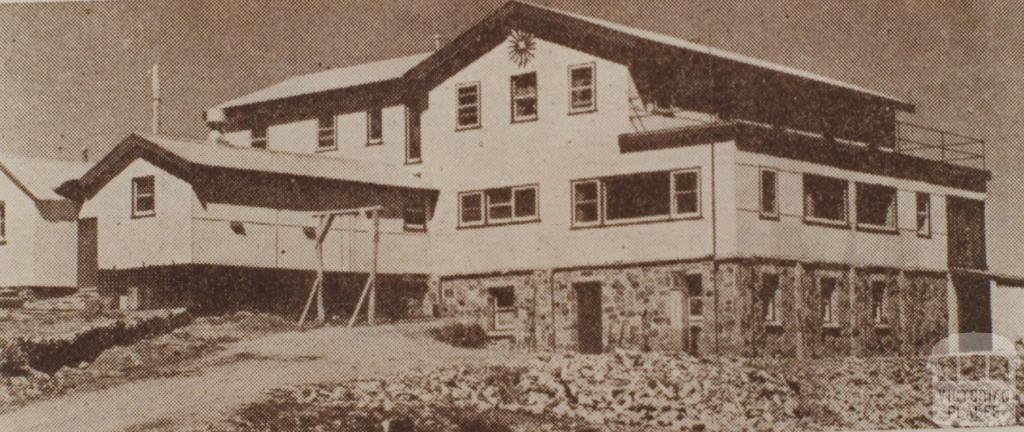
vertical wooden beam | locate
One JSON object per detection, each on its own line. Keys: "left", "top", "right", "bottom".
{"left": 848, "top": 266, "right": 858, "bottom": 357}
{"left": 794, "top": 262, "right": 805, "bottom": 360}
{"left": 946, "top": 272, "right": 959, "bottom": 353}
{"left": 368, "top": 209, "right": 380, "bottom": 325}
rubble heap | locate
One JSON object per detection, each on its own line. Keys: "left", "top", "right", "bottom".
{"left": 298, "top": 350, "right": 800, "bottom": 431}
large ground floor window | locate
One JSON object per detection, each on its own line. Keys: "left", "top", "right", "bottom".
{"left": 572, "top": 168, "right": 700, "bottom": 227}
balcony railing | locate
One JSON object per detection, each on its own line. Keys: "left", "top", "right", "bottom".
{"left": 895, "top": 121, "right": 986, "bottom": 170}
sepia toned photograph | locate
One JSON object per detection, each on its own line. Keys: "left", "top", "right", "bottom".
{"left": 0, "top": 1, "right": 1022, "bottom": 431}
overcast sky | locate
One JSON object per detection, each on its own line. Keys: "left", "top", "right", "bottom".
{"left": 1, "top": 0, "right": 1022, "bottom": 273}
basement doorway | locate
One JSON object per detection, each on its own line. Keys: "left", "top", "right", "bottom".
{"left": 955, "top": 275, "right": 992, "bottom": 351}
{"left": 575, "top": 282, "right": 603, "bottom": 354}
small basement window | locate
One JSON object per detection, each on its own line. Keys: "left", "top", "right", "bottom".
{"left": 569, "top": 63, "right": 596, "bottom": 113}
{"left": 317, "top": 114, "right": 336, "bottom": 150}
{"left": 821, "top": 277, "right": 838, "bottom": 325}
{"left": 456, "top": 83, "right": 481, "bottom": 129}
{"left": 856, "top": 183, "right": 897, "bottom": 230}
{"left": 803, "top": 174, "right": 848, "bottom": 224}
{"left": 760, "top": 168, "right": 779, "bottom": 219}
{"left": 761, "top": 273, "right": 780, "bottom": 323}
{"left": 0, "top": 201, "right": 6, "bottom": 243}
{"left": 916, "top": 192, "right": 931, "bottom": 237}
{"left": 490, "top": 287, "right": 516, "bottom": 331}
{"left": 685, "top": 274, "right": 703, "bottom": 319}
{"left": 132, "top": 176, "right": 155, "bottom": 218}
{"left": 511, "top": 72, "right": 538, "bottom": 122}
{"left": 367, "top": 107, "right": 383, "bottom": 145}
{"left": 251, "top": 125, "right": 268, "bottom": 149}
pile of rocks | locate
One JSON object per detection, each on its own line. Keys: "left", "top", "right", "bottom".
{"left": 298, "top": 350, "right": 800, "bottom": 431}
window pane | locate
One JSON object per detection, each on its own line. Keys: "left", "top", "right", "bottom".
{"left": 856, "top": 183, "right": 897, "bottom": 227}
{"left": 804, "top": 175, "right": 847, "bottom": 222}
{"left": 572, "top": 89, "right": 594, "bottom": 109}
{"left": 512, "top": 73, "right": 537, "bottom": 121}
{"left": 571, "top": 66, "right": 593, "bottom": 87}
{"left": 573, "top": 181, "right": 600, "bottom": 224}
{"left": 761, "top": 170, "right": 778, "bottom": 215}
{"left": 368, "top": 108, "right": 383, "bottom": 142}
{"left": 514, "top": 99, "right": 538, "bottom": 119}
{"left": 916, "top": 192, "right": 930, "bottom": 235}
{"left": 487, "top": 189, "right": 513, "bottom": 220}
{"left": 605, "top": 172, "right": 670, "bottom": 220}
{"left": 513, "top": 187, "right": 537, "bottom": 218}
{"left": 136, "top": 196, "right": 155, "bottom": 213}
{"left": 403, "top": 204, "right": 426, "bottom": 230}
{"left": 460, "top": 193, "right": 483, "bottom": 223}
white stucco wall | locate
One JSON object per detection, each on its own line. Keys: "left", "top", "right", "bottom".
{"left": 80, "top": 159, "right": 196, "bottom": 269}
{"left": 733, "top": 151, "right": 985, "bottom": 270}
{"left": 32, "top": 210, "right": 78, "bottom": 287}
{"left": 992, "top": 281, "right": 1024, "bottom": 344}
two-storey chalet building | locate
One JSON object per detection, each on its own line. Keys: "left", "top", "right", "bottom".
{"left": 62, "top": 1, "right": 994, "bottom": 356}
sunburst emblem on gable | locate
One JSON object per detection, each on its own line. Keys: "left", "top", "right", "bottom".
{"left": 507, "top": 30, "right": 537, "bottom": 68}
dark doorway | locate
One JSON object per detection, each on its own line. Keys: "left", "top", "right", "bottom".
{"left": 955, "top": 275, "right": 992, "bottom": 351}
{"left": 575, "top": 282, "right": 603, "bottom": 354}
{"left": 77, "top": 218, "right": 98, "bottom": 289}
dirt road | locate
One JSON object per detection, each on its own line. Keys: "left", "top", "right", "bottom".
{"left": 0, "top": 321, "right": 515, "bottom": 432}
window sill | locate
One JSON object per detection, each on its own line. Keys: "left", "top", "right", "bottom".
{"left": 571, "top": 214, "right": 702, "bottom": 230}
{"left": 366, "top": 140, "right": 383, "bottom": 147}
{"left": 873, "top": 323, "right": 892, "bottom": 334}
{"left": 131, "top": 212, "right": 156, "bottom": 220}
{"left": 855, "top": 224, "right": 899, "bottom": 235}
{"left": 314, "top": 146, "right": 338, "bottom": 153}
{"left": 455, "top": 124, "right": 482, "bottom": 132}
{"left": 405, "top": 159, "right": 423, "bottom": 166}
{"left": 403, "top": 225, "right": 428, "bottom": 233}
{"left": 803, "top": 217, "right": 850, "bottom": 230}
{"left": 511, "top": 116, "right": 538, "bottom": 124}
{"left": 457, "top": 218, "right": 540, "bottom": 230}
{"left": 568, "top": 107, "right": 597, "bottom": 116}
{"left": 763, "top": 320, "right": 783, "bottom": 329}
{"left": 487, "top": 328, "right": 516, "bottom": 338}
{"left": 759, "top": 212, "right": 780, "bottom": 221}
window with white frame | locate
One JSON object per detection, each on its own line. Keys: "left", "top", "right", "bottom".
{"left": 569, "top": 63, "right": 596, "bottom": 113}
{"left": 367, "top": 107, "right": 383, "bottom": 145}
{"left": 916, "top": 192, "right": 931, "bottom": 237}
{"left": 760, "top": 168, "right": 779, "bottom": 219}
{"left": 317, "top": 114, "right": 336, "bottom": 150}
{"left": 571, "top": 169, "right": 700, "bottom": 227}
{"left": 761, "top": 273, "right": 780, "bottom": 323}
{"left": 0, "top": 201, "right": 6, "bottom": 243}
{"left": 251, "top": 125, "right": 268, "bottom": 149}
{"left": 132, "top": 176, "right": 155, "bottom": 217}
{"left": 511, "top": 72, "right": 538, "bottom": 122}
{"left": 684, "top": 274, "right": 704, "bottom": 319}
{"left": 490, "top": 286, "right": 516, "bottom": 330}
{"left": 871, "top": 280, "right": 886, "bottom": 324}
{"left": 821, "top": 277, "right": 838, "bottom": 325}
{"left": 460, "top": 185, "right": 538, "bottom": 227}
{"left": 403, "top": 197, "right": 428, "bottom": 232}
{"left": 456, "top": 83, "right": 481, "bottom": 129}
{"left": 459, "top": 192, "right": 484, "bottom": 227}
{"left": 856, "top": 183, "right": 897, "bottom": 230}
{"left": 803, "top": 174, "right": 848, "bottom": 224}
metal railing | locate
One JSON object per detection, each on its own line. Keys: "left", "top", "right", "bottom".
{"left": 895, "top": 121, "right": 986, "bottom": 170}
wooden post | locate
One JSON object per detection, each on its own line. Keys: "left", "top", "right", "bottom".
{"left": 316, "top": 215, "right": 326, "bottom": 325}
{"left": 368, "top": 209, "right": 380, "bottom": 325}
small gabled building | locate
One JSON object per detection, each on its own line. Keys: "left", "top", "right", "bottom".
{"left": 64, "top": 1, "right": 997, "bottom": 356}
{"left": 0, "top": 153, "right": 88, "bottom": 294}
{"left": 59, "top": 134, "right": 435, "bottom": 315}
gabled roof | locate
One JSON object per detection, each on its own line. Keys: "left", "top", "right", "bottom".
{"left": 65, "top": 134, "right": 433, "bottom": 199}
{"left": 0, "top": 153, "right": 89, "bottom": 201}
{"left": 215, "top": 52, "right": 432, "bottom": 110}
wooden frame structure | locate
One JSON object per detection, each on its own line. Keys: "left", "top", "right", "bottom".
{"left": 298, "top": 205, "right": 382, "bottom": 327}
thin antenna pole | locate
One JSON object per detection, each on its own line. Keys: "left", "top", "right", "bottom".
{"left": 151, "top": 63, "right": 161, "bottom": 135}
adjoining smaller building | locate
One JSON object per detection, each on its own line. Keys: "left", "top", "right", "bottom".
{"left": 0, "top": 153, "right": 89, "bottom": 296}
{"left": 58, "top": 134, "right": 437, "bottom": 316}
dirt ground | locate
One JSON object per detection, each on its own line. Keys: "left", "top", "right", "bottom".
{"left": 0, "top": 321, "right": 524, "bottom": 432}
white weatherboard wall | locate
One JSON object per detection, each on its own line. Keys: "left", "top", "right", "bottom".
{"left": 31, "top": 208, "right": 78, "bottom": 287}
{"left": 80, "top": 159, "right": 195, "bottom": 269}
{"left": 0, "top": 174, "right": 39, "bottom": 287}
{"left": 418, "top": 35, "right": 718, "bottom": 274}
{"left": 733, "top": 151, "right": 985, "bottom": 271}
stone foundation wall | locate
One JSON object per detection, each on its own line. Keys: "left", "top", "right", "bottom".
{"left": 438, "top": 259, "right": 952, "bottom": 358}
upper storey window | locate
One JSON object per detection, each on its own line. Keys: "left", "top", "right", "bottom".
{"left": 803, "top": 174, "right": 848, "bottom": 225}
{"left": 916, "top": 192, "right": 931, "bottom": 238}
{"left": 511, "top": 72, "right": 538, "bottom": 123}
{"left": 317, "top": 114, "right": 336, "bottom": 151}
{"left": 132, "top": 176, "right": 155, "bottom": 218}
{"left": 251, "top": 125, "right": 268, "bottom": 149}
{"left": 569, "top": 63, "right": 596, "bottom": 113}
{"left": 759, "top": 169, "right": 779, "bottom": 219}
{"left": 406, "top": 107, "right": 422, "bottom": 164}
{"left": 367, "top": 107, "right": 383, "bottom": 145}
{"left": 456, "top": 83, "right": 481, "bottom": 130}
{"left": 856, "top": 183, "right": 897, "bottom": 231}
